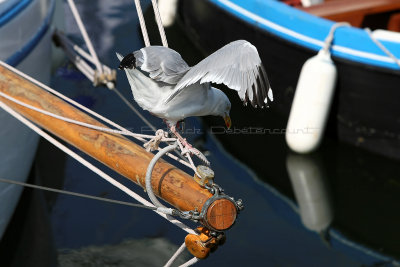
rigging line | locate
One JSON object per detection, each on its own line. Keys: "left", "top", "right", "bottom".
{"left": 146, "top": 143, "right": 178, "bottom": 208}
{"left": 0, "top": 177, "right": 156, "bottom": 210}
{"left": 365, "top": 28, "right": 400, "bottom": 69}
{"left": 54, "top": 31, "right": 113, "bottom": 81}
{"left": 55, "top": 31, "right": 98, "bottom": 70}
{"left": 0, "top": 91, "right": 173, "bottom": 141}
{"left": 66, "top": 0, "right": 103, "bottom": 72}
{"left": 54, "top": 31, "right": 155, "bottom": 131}
{"left": 0, "top": 61, "right": 133, "bottom": 136}
{"left": 322, "top": 22, "right": 350, "bottom": 53}
{"left": 134, "top": 0, "right": 151, "bottom": 47}
{"left": 179, "top": 257, "right": 199, "bottom": 267}
{"left": 164, "top": 242, "right": 187, "bottom": 267}
{"left": 151, "top": 0, "right": 168, "bottom": 47}
{"left": 57, "top": 34, "right": 96, "bottom": 81}
{"left": 0, "top": 100, "right": 196, "bottom": 235}
{"left": 0, "top": 61, "right": 194, "bottom": 170}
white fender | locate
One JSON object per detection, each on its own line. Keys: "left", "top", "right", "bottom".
{"left": 301, "top": 0, "right": 324, "bottom": 7}
{"left": 158, "top": 0, "right": 178, "bottom": 27}
{"left": 286, "top": 50, "right": 337, "bottom": 153}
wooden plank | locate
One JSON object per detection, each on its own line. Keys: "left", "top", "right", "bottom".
{"left": 299, "top": 0, "right": 400, "bottom": 27}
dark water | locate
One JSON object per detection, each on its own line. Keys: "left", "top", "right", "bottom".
{"left": 1, "top": 0, "right": 400, "bottom": 266}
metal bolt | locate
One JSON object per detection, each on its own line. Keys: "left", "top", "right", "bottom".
{"left": 194, "top": 165, "right": 215, "bottom": 187}
{"left": 236, "top": 199, "right": 244, "bottom": 211}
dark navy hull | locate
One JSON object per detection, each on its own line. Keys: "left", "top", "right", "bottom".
{"left": 177, "top": 0, "right": 400, "bottom": 161}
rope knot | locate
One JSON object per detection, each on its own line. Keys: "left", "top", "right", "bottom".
{"left": 143, "top": 129, "right": 169, "bottom": 151}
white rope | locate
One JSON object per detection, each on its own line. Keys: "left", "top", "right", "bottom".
{"left": 179, "top": 257, "right": 199, "bottom": 267}
{"left": 134, "top": 0, "right": 150, "bottom": 47}
{"left": 55, "top": 31, "right": 112, "bottom": 75}
{"left": 0, "top": 89, "right": 199, "bottom": 172}
{"left": 322, "top": 22, "right": 350, "bottom": 53}
{"left": 55, "top": 32, "right": 96, "bottom": 82}
{"left": 365, "top": 28, "right": 400, "bottom": 69}
{"left": 146, "top": 143, "right": 178, "bottom": 208}
{"left": 0, "top": 61, "right": 195, "bottom": 170}
{"left": 164, "top": 242, "right": 187, "bottom": 267}
{"left": 66, "top": 0, "right": 103, "bottom": 73}
{"left": 151, "top": 0, "right": 168, "bottom": 47}
{"left": 1, "top": 89, "right": 201, "bottom": 266}
{"left": 0, "top": 61, "right": 131, "bottom": 138}
{"left": 0, "top": 62, "right": 201, "bottom": 173}
{"left": 0, "top": 99, "right": 196, "bottom": 235}
{"left": 54, "top": 31, "right": 156, "bottom": 131}
{"left": 0, "top": 89, "right": 200, "bottom": 172}
{"left": 0, "top": 91, "right": 173, "bottom": 141}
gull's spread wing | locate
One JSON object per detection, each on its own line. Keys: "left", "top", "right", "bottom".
{"left": 165, "top": 40, "right": 273, "bottom": 108}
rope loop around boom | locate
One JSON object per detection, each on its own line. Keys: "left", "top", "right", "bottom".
{"left": 145, "top": 142, "right": 179, "bottom": 209}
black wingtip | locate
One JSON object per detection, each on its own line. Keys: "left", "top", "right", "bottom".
{"left": 118, "top": 53, "right": 136, "bottom": 70}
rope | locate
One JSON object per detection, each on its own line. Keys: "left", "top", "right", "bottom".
{"left": 164, "top": 242, "right": 200, "bottom": 267}
{"left": 0, "top": 91, "right": 173, "bottom": 141}
{"left": 0, "top": 61, "right": 195, "bottom": 170}
{"left": 151, "top": 0, "right": 168, "bottom": 47}
{"left": 0, "top": 99, "right": 196, "bottom": 235}
{"left": 134, "top": 0, "right": 150, "bottom": 47}
{"left": 0, "top": 88, "right": 198, "bottom": 172}
{"left": 145, "top": 143, "right": 178, "bottom": 208}
{"left": 54, "top": 31, "right": 156, "bottom": 131}
{"left": 322, "top": 22, "right": 350, "bottom": 54}
{"left": 179, "top": 257, "right": 199, "bottom": 267}
{"left": 56, "top": 31, "right": 113, "bottom": 75}
{"left": 1, "top": 97, "right": 202, "bottom": 266}
{"left": 60, "top": 39, "right": 95, "bottom": 81}
{"left": 0, "top": 177, "right": 156, "bottom": 210}
{"left": 66, "top": 0, "right": 103, "bottom": 73}
{"left": 164, "top": 242, "right": 187, "bottom": 267}
{"left": 144, "top": 129, "right": 167, "bottom": 151}
{"left": 365, "top": 28, "right": 400, "bottom": 69}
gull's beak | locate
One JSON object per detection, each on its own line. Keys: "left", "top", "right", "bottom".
{"left": 224, "top": 114, "right": 232, "bottom": 129}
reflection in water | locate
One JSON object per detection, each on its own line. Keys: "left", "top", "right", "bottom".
{"left": 286, "top": 153, "right": 333, "bottom": 243}
{"left": 58, "top": 237, "right": 190, "bottom": 267}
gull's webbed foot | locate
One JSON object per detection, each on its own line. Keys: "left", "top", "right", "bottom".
{"left": 168, "top": 123, "right": 210, "bottom": 165}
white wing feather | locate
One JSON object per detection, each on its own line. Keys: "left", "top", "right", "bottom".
{"left": 165, "top": 40, "right": 272, "bottom": 107}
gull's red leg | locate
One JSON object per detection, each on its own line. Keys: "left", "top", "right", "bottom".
{"left": 166, "top": 122, "right": 209, "bottom": 165}
{"left": 169, "top": 124, "right": 192, "bottom": 148}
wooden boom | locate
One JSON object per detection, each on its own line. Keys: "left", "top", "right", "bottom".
{"left": 0, "top": 64, "right": 221, "bottom": 214}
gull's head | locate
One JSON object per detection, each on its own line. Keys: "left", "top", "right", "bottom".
{"left": 211, "top": 89, "right": 232, "bottom": 129}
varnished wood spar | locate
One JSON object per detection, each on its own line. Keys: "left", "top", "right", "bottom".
{"left": 0, "top": 64, "right": 213, "bottom": 212}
